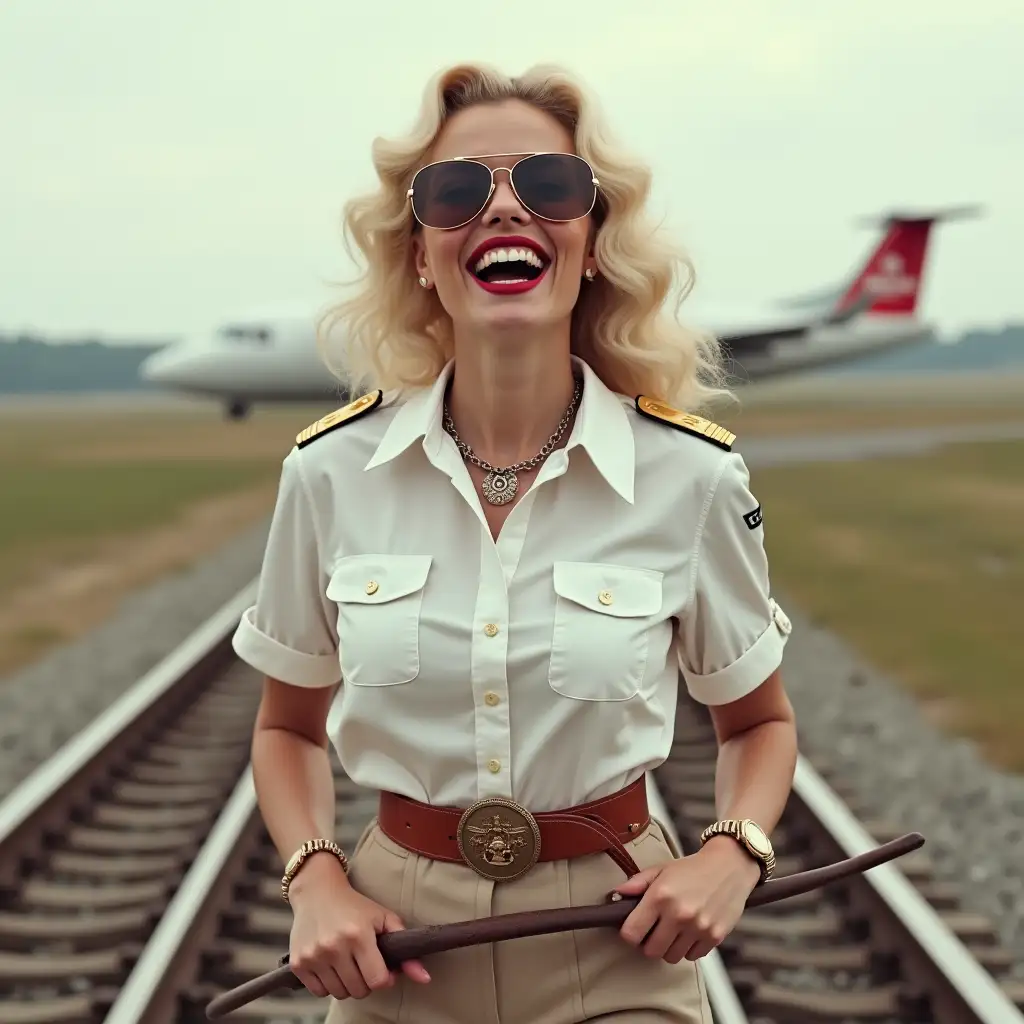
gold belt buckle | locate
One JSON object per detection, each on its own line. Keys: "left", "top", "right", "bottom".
{"left": 457, "top": 796, "right": 542, "bottom": 882}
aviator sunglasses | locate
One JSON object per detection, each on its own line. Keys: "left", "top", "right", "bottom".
{"left": 407, "top": 152, "right": 600, "bottom": 231}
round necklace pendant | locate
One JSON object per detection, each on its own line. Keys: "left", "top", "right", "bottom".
{"left": 481, "top": 470, "right": 518, "bottom": 506}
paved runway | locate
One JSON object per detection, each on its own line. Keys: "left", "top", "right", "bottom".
{"left": 738, "top": 421, "right": 1024, "bottom": 467}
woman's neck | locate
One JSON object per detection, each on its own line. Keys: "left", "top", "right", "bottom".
{"left": 446, "top": 327, "right": 578, "bottom": 469}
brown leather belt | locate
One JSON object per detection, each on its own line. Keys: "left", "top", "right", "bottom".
{"left": 377, "top": 777, "right": 649, "bottom": 882}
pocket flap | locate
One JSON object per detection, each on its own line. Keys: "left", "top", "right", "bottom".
{"left": 552, "top": 562, "right": 663, "bottom": 618}
{"left": 327, "top": 554, "right": 432, "bottom": 605}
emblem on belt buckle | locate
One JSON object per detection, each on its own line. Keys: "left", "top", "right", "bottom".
{"left": 457, "top": 797, "right": 541, "bottom": 881}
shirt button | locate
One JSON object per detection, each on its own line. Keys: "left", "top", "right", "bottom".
{"left": 365, "top": 580, "right": 379, "bottom": 595}
{"left": 598, "top": 590, "right": 613, "bottom": 606}
{"left": 770, "top": 598, "right": 793, "bottom": 636}
{"left": 484, "top": 691, "right": 500, "bottom": 706}
{"left": 487, "top": 759, "right": 501, "bottom": 773}
{"left": 483, "top": 623, "right": 499, "bottom": 637}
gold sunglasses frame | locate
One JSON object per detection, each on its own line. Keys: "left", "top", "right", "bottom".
{"left": 406, "top": 152, "right": 600, "bottom": 231}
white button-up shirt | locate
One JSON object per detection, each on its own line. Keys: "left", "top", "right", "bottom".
{"left": 232, "top": 357, "right": 790, "bottom": 812}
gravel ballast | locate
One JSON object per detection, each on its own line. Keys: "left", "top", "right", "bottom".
{"left": 0, "top": 518, "right": 270, "bottom": 795}
{"left": 776, "top": 592, "right": 1024, "bottom": 973}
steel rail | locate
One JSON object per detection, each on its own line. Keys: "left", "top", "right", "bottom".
{"left": 0, "top": 581, "right": 257, "bottom": 881}
{"left": 790, "top": 758, "right": 1024, "bottom": 1024}
{"left": 103, "top": 768, "right": 260, "bottom": 1023}
{"left": 647, "top": 776, "right": 750, "bottom": 1024}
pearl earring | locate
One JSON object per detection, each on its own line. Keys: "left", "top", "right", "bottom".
{"left": 584, "top": 268, "right": 596, "bottom": 281}
{"left": 418, "top": 276, "right": 429, "bottom": 288}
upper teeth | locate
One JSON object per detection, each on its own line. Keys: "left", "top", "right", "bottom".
{"left": 474, "top": 248, "right": 546, "bottom": 274}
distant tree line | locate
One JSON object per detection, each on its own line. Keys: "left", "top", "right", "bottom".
{"left": 0, "top": 335, "right": 165, "bottom": 393}
{"left": 834, "top": 323, "right": 1024, "bottom": 375}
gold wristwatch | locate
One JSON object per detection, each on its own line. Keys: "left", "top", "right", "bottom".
{"left": 280, "top": 838, "right": 349, "bottom": 903}
{"left": 699, "top": 819, "right": 775, "bottom": 884}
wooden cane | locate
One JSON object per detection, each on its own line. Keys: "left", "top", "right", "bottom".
{"left": 205, "top": 831, "right": 924, "bottom": 1019}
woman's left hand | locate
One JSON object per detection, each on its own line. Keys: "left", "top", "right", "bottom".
{"left": 612, "top": 836, "right": 762, "bottom": 963}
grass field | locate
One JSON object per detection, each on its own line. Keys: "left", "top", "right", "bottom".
{"left": 753, "top": 438, "right": 1024, "bottom": 772}
{"left": 0, "top": 402, "right": 326, "bottom": 674}
{"left": 717, "top": 399, "right": 1024, "bottom": 439}
{"left": 709, "top": 370, "right": 1024, "bottom": 437}
{"left": 1, "top": 384, "right": 1023, "bottom": 774}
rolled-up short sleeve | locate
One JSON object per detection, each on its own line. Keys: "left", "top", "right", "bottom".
{"left": 677, "top": 452, "right": 791, "bottom": 705}
{"left": 232, "top": 447, "right": 341, "bottom": 687}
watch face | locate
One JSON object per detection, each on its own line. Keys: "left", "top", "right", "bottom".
{"left": 744, "top": 822, "right": 771, "bottom": 857}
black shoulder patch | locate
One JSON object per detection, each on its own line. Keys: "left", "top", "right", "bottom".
{"left": 635, "top": 395, "right": 735, "bottom": 451}
{"left": 296, "top": 390, "right": 383, "bottom": 448}
{"left": 743, "top": 505, "right": 763, "bottom": 530}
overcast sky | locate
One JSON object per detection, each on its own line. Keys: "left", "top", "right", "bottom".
{"left": 1, "top": 0, "right": 1021, "bottom": 343}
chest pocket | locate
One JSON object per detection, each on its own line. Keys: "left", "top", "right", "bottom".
{"left": 326, "top": 554, "right": 432, "bottom": 686}
{"left": 548, "top": 562, "right": 664, "bottom": 701}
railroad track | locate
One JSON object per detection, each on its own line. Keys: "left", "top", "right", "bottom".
{"left": 0, "top": 583, "right": 1021, "bottom": 1024}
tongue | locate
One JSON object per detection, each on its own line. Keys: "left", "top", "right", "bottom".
{"left": 485, "top": 271, "right": 530, "bottom": 283}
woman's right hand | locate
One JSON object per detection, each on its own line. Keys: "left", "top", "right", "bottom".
{"left": 287, "top": 854, "right": 432, "bottom": 1000}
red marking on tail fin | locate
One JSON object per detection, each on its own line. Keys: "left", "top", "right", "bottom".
{"left": 835, "top": 219, "right": 934, "bottom": 317}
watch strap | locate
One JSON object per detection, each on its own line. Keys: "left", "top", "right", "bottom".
{"left": 699, "top": 818, "right": 775, "bottom": 884}
{"left": 280, "top": 838, "right": 349, "bottom": 903}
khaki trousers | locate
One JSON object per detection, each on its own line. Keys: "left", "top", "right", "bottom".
{"left": 324, "top": 817, "right": 710, "bottom": 1024}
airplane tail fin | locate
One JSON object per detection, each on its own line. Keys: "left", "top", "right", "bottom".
{"left": 830, "top": 205, "right": 982, "bottom": 319}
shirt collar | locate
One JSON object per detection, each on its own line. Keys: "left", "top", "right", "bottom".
{"left": 362, "top": 362, "right": 454, "bottom": 472}
{"left": 364, "top": 356, "right": 635, "bottom": 504}
{"left": 564, "top": 357, "right": 635, "bottom": 503}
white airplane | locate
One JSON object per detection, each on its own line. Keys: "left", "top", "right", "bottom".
{"left": 139, "top": 206, "right": 980, "bottom": 419}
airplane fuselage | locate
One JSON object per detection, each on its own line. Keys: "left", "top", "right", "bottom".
{"left": 724, "top": 315, "right": 932, "bottom": 380}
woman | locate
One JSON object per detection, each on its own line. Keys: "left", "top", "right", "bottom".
{"left": 232, "top": 61, "right": 798, "bottom": 1024}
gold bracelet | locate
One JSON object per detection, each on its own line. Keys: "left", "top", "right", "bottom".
{"left": 280, "top": 838, "right": 349, "bottom": 903}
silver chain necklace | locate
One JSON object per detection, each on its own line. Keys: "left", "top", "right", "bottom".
{"left": 442, "top": 377, "right": 583, "bottom": 506}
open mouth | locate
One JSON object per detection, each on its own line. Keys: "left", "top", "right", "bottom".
{"left": 466, "top": 239, "right": 551, "bottom": 295}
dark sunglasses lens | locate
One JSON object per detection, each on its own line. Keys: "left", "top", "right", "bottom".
{"left": 513, "top": 154, "right": 595, "bottom": 221}
{"left": 412, "top": 161, "right": 492, "bottom": 229}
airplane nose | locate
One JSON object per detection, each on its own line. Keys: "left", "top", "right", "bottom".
{"left": 138, "top": 338, "right": 254, "bottom": 395}
{"left": 140, "top": 344, "right": 192, "bottom": 385}
{"left": 140, "top": 347, "right": 169, "bottom": 383}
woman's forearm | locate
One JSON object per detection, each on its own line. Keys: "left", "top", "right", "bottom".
{"left": 713, "top": 718, "right": 797, "bottom": 834}
{"left": 251, "top": 726, "right": 340, "bottom": 866}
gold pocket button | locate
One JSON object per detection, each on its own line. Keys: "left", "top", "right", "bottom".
{"left": 365, "top": 580, "right": 379, "bottom": 595}
{"left": 598, "top": 590, "right": 613, "bottom": 606}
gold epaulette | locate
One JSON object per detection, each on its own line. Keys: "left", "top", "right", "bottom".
{"left": 295, "top": 390, "right": 383, "bottom": 448}
{"left": 635, "top": 395, "right": 735, "bottom": 451}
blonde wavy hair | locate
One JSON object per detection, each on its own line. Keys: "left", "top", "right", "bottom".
{"left": 317, "top": 62, "right": 731, "bottom": 413}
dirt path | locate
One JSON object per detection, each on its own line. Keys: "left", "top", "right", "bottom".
{"left": 0, "top": 484, "right": 276, "bottom": 677}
